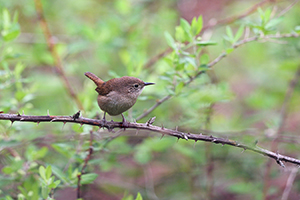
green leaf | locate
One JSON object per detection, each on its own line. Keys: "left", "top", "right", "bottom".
{"left": 180, "top": 18, "right": 191, "bottom": 33}
{"left": 80, "top": 173, "right": 98, "bottom": 185}
{"left": 180, "top": 18, "right": 193, "bottom": 41}
{"left": 195, "top": 41, "right": 217, "bottom": 46}
{"left": 135, "top": 192, "right": 143, "bottom": 200}
{"left": 265, "top": 17, "right": 283, "bottom": 30}
{"left": 200, "top": 54, "right": 210, "bottom": 65}
{"left": 175, "top": 26, "right": 185, "bottom": 42}
{"left": 225, "top": 48, "right": 234, "bottom": 55}
{"left": 234, "top": 25, "right": 244, "bottom": 42}
{"left": 226, "top": 26, "right": 234, "bottom": 41}
{"left": 39, "top": 166, "right": 46, "bottom": 181}
{"left": 45, "top": 165, "right": 52, "bottom": 180}
{"left": 191, "top": 15, "right": 203, "bottom": 35}
{"left": 3, "top": 9, "right": 11, "bottom": 30}
{"left": 164, "top": 31, "right": 176, "bottom": 50}
{"left": 175, "top": 82, "right": 184, "bottom": 95}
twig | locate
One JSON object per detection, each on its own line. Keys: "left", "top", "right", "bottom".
{"left": 143, "top": 0, "right": 274, "bottom": 70}
{"left": 281, "top": 167, "right": 299, "bottom": 200}
{"left": 34, "top": 0, "right": 84, "bottom": 110}
{"left": 1, "top": 113, "right": 300, "bottom": 166}
{"left": 138, "top": 33, "right": 299, "bottom": 120}
{"left": 263, "top": 65, "right": 300, "bottom": 198}
{"left": 77, "top": 130, "right": 94, "bottom": 198}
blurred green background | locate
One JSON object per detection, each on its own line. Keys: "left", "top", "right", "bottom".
{"left": 0, "top": 0, "right": 300, "bottom": 199}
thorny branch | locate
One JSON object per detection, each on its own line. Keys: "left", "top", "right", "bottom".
{"left": 1, "top": 113, "right": 300, "bottom": 167}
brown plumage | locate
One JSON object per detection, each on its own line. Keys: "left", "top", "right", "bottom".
{"left": 85, "top": 72, "right": 154, "bottom": 124}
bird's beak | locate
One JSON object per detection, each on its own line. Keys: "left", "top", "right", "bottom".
{"left": 144, "top": 82, "right": 155, "bottom": 86}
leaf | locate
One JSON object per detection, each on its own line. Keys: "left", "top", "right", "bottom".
{"left": 180, "top": 18, "right": 191, "bottom": 33}
{"left": 164, "top": 31, "right": 176, "bottom": 50}
{"left": 2, "top": 9, "right": 11, "bottom": 30}
{"left": 225, "top": 48, "right": 234, "bottom": 55}
{"left": 80, "top": 173, "right": 98, "bottom": 185}
{"left": 45, "top": 165, "right": 52, "bottom": 180}
{"left": 265, "top": 17, "right": 283, "bottom": 30}
{"left": 180, "top": 18, "right": 193, "bottom": 42}
{"left": 195, "top": 41, "right": 217, "bottom": 46}
{"left": 175, "top": 26, "right": 185, "bottom": 42}
{"left": 234, "top": 25, "right": 244, "bottom": 42}
{"left": 226, "top": 26, "right": 234, "bottom": 42}
{"left": 191, "top": 16, "right": 203, "bottom": 35}
{"left": 135, "top": 193, "right": 143, "bottom": 200}
{"left": 39, "top": 166, "right": 46, "bottom": 181}
{"left": 175, "top": 82, "right": 184, "bottom": 95}
{"left": 200, "top": 54, "right": 209, "bottom": 64}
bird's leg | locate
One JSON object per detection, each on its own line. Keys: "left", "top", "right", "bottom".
{"left": 121, "top": 113, "right": 129, "bottom": 127}
{"left": 102, "top": 112, "right": 107, "bottom": 122}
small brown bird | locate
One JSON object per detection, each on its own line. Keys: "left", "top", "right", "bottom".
{"left": 85, "top": 72, "right": 154, "bottom": 125}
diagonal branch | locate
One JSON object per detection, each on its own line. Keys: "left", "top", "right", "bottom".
{"left": 137, "top": 33, "right": 300, "bottom": 120}
{"left": 34, "top": 0, "right": 84, "bottom": 110}
{"left": 1, "top": 113, "right": 300, "bottom": 167}
{"left": 143, "top": 0, "right": 276, "bottom": 69}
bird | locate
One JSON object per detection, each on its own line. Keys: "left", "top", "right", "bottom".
{"left": 85, "top": 72, "right": 154, "bottom": 125}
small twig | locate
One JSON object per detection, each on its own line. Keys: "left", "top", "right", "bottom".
{"left": 34, "top": 0, "right": 84, "bottom": 110}
{"left": 281, "top": 167, "right": 299, "bottom": 200}
{"left": 77, "top": 130, "right": 94, "bottom": 198}
{"left": 1, "top": 113, "right": 300, "bottom": 166}
{"left": 263, "top": 65, "right": 300, "bottom": 198}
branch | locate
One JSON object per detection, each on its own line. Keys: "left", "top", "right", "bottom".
{"left": 143, "top": 0, "right": 276, "bottom": 70}
{"left": 34, "top": 0, "right": 84, "bottom": 110}
{"left": 77, "top": 130, "right": 94, "bottom": 198}
{"left": 137, "top": 32, "right": 300, "bottom": 120}
{"left": 1, "top": 113, "right": 300, "bottom": 167}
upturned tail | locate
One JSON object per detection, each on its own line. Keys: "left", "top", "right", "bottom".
{"left": 85, "top": 72, "right": 104, "bottom": 87}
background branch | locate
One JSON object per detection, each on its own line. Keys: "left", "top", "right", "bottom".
{"left": 34, "top": 0, "right": 84, "bottom": 110}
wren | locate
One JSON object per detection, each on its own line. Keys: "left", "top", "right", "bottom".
{"left": 85, "top": 72, "right": 154, "bottom": 125}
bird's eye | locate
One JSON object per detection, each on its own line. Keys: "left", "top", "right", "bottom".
{"left": 134, "top": 84, "right": 139, "bottom": 88}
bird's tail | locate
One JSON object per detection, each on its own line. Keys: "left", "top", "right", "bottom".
{"left": 84, "top": 72, "right": 104, "bottom": 87}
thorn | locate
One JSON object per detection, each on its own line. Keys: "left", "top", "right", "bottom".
{"left": 36, "top": 121, "right": 40, "bottom": 126}
{"left": 183, "top": 134, "right": 188, "bottom": 141}
{"left": 10, "top": 120, "right": 14, "bottom": 127}
{"left": 160, "top": 134, "right": 165, "bottom": 140}
{"left": 175, "top": 126, "right": 178, "bottom": 131}
{"left": 22, "top": 110, "right": 25, "bottom": 115}
{"left": 277, "top": 159, "right": 285, "bottom": 168}
{"left": 47, "top": 110, "right": 50, "bottom": 116}
{"left": 72, "top": 110, "right": 81, "bottom": 120}
{"left": 193, "top": 140, "right": 196, "bottom": 148}
{"left": 136, "top": 129, "right": 139, "bottom": 135}
{"left": 161, "top": 124, "right": 164, "bottom": 129}
{"left": 62, "top": 122, "right": 66, "bottom": 129}
{"left": 146, "top": 117, "right": 156, "bottom": 126}
{"left": 80, "top": 123, "right": 83, "bottom": 128}
{"left": 17, "top": 112, "right": 21, "bottom": 116}
{"left": 177, "top": 137, "right": 180, "bottom": 142}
